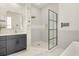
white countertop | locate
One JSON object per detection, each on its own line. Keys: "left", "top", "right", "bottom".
{"left": 0, "top": 33, "right": 26, "bottom": 36}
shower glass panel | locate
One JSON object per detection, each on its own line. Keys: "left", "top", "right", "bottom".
{"left": 53, "top": 13, "right": 56, "bottom": 21}
{"left": 49, "top": 30, "right": 54, "bottom": 39}
{"left": 53, "top": 38, "right": 57, "bottom": 47}
{"left": 49, "top": 39, "right": 54, "bottom": 48}
{"left": 53, "top": 30, "right": 56, "bottom": 37}
{"left": 49, "top": 12, "right": 54, "bottom": 20}
{"left": 49, "top": 21, "right": 54, "bottom": 29}
{"left": 48, "top": 9, "right": 57, "bottom": 50}
{"left": 54, "top": 22, "right": 56, "bottom": 29}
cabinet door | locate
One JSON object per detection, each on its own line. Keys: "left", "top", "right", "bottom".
{"left": 15, "top": 38, "right": 26, "bottom": 51}
{"left": 7, "top": 38, "right": 16, "bottom": 55}
{"left": 0, "top": 48, "right": 6, "bottom": 56}
{"left": 0, "top": 36, "right": 7, "bottom": 56}
{"left": 0, "top": 40, "right": 6, "bottom": 48}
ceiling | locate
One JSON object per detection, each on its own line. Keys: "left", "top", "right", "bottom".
{"left": 31, "top": 3, "right": 49, "bottom": 8}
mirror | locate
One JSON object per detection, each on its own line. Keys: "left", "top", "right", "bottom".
{"left": 6, "top": 11, "right": 24, "bottom": 33}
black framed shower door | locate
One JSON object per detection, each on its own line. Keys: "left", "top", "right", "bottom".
{"left": 48, "top": 9, "right": 58, "bottom": 50}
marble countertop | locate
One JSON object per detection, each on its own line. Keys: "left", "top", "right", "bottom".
{"left": 0, "top": 33, "right": 26, "bottom": 36}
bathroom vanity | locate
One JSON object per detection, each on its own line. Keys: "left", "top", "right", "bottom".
{"left": 0, "top": 34, "right": 27, "bottom": 56}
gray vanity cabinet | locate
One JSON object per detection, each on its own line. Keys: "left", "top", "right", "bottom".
{"left": 0, "top": 34, "right": 26, "bottom": 56}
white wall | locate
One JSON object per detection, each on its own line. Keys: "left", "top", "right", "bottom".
{"left": 58, "top": 3, "right": 79, "bottom": 49}
{"left": 59, "top": 3, "right": 79, "bottom": 31}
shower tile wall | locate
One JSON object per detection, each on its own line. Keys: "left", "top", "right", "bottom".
{"left": 31, "top": 6, "right": 42, "bottom": 43}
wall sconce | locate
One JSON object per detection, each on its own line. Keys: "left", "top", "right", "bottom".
{"left": 61, "top": 22, "right": 70, "bottom": 28}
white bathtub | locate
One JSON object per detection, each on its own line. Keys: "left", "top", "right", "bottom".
{"left": 61, "top": 41, "right": 79, "bottom": 56}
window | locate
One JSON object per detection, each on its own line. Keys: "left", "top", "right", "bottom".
{"left": 6, "top": 16, "right": 12, "bottom": 29}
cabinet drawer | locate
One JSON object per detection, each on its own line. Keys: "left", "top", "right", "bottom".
{"left": 0, "top": 36, "right": 6, "bottom": 41}
{"left": 0, "top": 48, "right": 6, "bottom": 56}
{"left": 17, "top": 34, "right": 26, "bottom": 38}
{"left": 7, "top": 34, "right": 26, "bottom": 39}
{"left": 7, "top": 35, "right": 17, "bottom": 39}
{"left": 0, "top": 41, "right": 6, "bottom": 48}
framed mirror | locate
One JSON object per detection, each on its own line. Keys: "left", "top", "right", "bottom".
{"left": 6, "top": 11, "right": 24, "bottom": 32}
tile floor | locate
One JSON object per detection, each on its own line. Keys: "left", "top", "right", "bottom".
{"left": 9, "top": 46, "right": 64, "bottom": 56}
{"left": 9, "top": 41, "right": 64, "bottom": 56}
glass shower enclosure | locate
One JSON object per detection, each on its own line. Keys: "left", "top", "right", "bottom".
{"left": 48, "top": 9, "right": 58, "bottom": 50}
